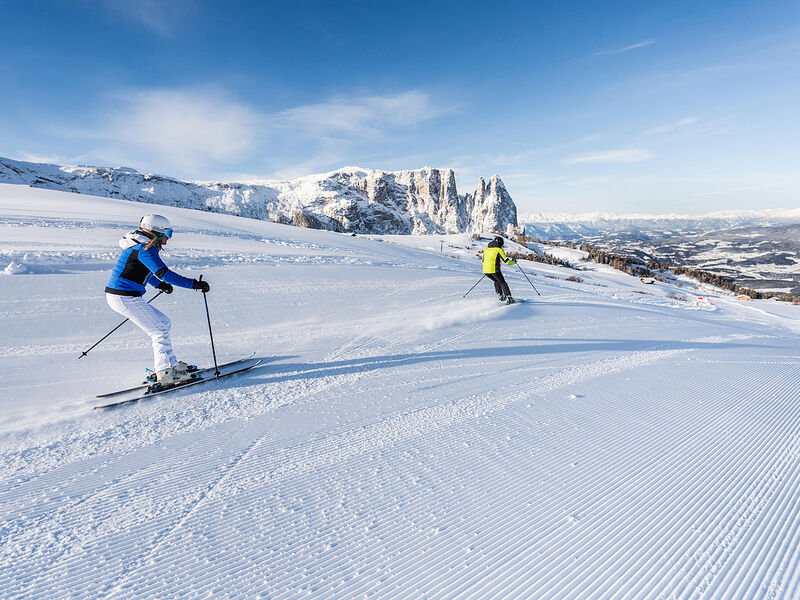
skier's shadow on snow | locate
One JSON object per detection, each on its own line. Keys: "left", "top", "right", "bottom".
{"left": 242, "top": 338, "right": 772, "bottom": 387}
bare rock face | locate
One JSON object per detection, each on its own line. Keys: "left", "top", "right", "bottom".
{"left": 463, "top": 175, "right": 518, "bottom": 234}
{"left": 0, "top": 156, "right": 518, "bottom": 235}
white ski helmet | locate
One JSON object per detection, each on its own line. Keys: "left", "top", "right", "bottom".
{"left": 139, "top": 214, "right": 173, "bottom": 238}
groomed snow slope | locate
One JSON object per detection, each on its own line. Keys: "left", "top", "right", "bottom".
{"left": 2, "top": 183, "right": 800, "bottom": 599}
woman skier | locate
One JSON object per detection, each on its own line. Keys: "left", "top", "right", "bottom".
{"left": 105, "top": 214, "right": 210, "bottom": 385}
{"left": 483, "top": 236, "right": 517, "bottom": 304}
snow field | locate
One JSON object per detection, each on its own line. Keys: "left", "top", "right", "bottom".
{"left": 4, "top": 337, "right": 798, "bottom": 598}
{"left": 2, "top": 184, "right": 800, "bottom": 599}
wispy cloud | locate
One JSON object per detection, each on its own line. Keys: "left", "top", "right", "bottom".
{"left": 277, "top": 91, "right": 445, "bottom": 138}
{"left": 94, "top": 0, "right": 195, "bottom": 36}
{"left": 267, "top": 91, "right": 448, "bottom": 176}
{"left": 566, "top": 175, "right": 613, "bottom": 187}
{"left": 693, "top": 182, "right": 784, "bottom": 196}
{"left": 68, "top": 87, "right": 447, "bottom": 176}
{"left": 490, "top": 147, "right": 549, "bottom": 168}
{"left": 644, "top": 117, "right": 698, "bottom": 135}
{"left": 595, "top": 40, "right": 655, "bottom": 56}
{"left": 96, "top": 88, "right": 264, "bottom": 172}
{"left": 269, "top": 137, "right": 355, "bottom": 179}
{"left": 564, "top": 149, "right": 654, "bottom": 165}
{"left": 19, "top": 152, "right": 80, "bottom": 165}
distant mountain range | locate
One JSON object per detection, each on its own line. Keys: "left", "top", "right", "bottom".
{"left": 519, "top": 209, "right": 800, "bottom": 241}
{"left": 519, "top": 210, "right": 800, "bottom": 296}
{"left": 0, "top": 156, "right": 518, "bottom": 235}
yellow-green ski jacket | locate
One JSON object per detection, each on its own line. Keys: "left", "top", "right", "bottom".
{"left": 483, "top": 244, "right": 515, "bottom": 274}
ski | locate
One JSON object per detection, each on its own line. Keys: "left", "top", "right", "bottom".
{"left": 93, "top": 358, "right": 262, "bottom": 409}
{"left": 94, "top": 352, "right": 256, "bottom": 399}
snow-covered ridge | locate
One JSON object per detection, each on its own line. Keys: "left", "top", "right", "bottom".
{"left": 0, "top": 156, "right": 518, "bottom": 235}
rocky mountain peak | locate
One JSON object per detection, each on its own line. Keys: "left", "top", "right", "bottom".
{"left": 0, "top": 156, "right": 518, "bottom": 235}
{"left": 463, "top": 174, "right": 518, "bottom": 234}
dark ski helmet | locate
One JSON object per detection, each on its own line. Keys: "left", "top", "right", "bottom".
{"left": 494, "top": 236, "right": 504, "bottom": 247}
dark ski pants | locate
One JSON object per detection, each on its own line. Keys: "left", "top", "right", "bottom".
{"left": 485, "top": 272, "right": 511, "bottom": 298}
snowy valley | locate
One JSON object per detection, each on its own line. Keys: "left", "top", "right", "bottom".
{"left": 2, "top": 183, "right": 800, "bottom": 598}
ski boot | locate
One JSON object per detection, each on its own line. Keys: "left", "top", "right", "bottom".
{"left": 143, "top": 361, "right": 199, "bottom": 384}
{"left": 497, "top": 293, "right": 506, "bottom": 302}
{"left": 145, "top": 362, "right": 197, "bottom": 384}
{"left": 155, "top": 366, "right": 195, "bottom": 387}
{"left": 174, "top": 361, "right": 198, "bottom": 375}
{"left": 506, "top": 296, "right": 516, "bottom": 304}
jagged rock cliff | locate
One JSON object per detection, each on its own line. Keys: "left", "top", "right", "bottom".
{"left": 464, "top": 175, "right": 518, "bottom": 234}
{"left": 0, "top": 156, "right": 518, "bottom": 234}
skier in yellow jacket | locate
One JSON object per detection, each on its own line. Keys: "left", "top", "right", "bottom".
{"left": 483, "top": 236, "right": 517, "bottom": 304}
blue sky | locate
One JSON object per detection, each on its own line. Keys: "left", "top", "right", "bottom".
{"left": 1, "top": 0, "right": 798, "bottom": 214}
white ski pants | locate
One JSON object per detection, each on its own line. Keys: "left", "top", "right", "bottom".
{"left": 106, "top": 293, "right": 178, "bottom": 371}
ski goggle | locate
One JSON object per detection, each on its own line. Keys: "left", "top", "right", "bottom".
{"left": 161, "top": 228, "right": 173, "bottom": 239}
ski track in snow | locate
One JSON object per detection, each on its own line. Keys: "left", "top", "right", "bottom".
{"left": 5, "top": 337, "right": 799, "bottom": 599}
{"left": 2, "top": 185, "right": 800, "bottom": 599}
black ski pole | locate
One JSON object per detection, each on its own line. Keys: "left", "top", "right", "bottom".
{"left": 517, "top": 263, "right": 541, "bottom": 296}
{"left": 463, "top": 274, "right": 485, "bottom": 298}
{"left": 200, "top": 275, "right": 220, "bottom": 379}
{"left": 78, "top": 290, "right": 165, "bottom": 359}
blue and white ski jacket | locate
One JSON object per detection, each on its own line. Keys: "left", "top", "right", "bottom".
{"left": 105, "top": 231, "right": 195, "bottom": 297}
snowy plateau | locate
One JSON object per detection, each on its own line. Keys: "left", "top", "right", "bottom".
{"left": 0, "top": 156, "right": 518, "bottom": 236}
{"left": 2, "top": 182, "right": 800, "bottom": 599}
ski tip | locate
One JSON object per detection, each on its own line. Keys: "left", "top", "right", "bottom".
{"left": 93, "top": 399, "right": 136, "bottom": 410}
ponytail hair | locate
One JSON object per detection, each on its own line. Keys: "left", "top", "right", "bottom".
{"left": 138, "top": 229, "right": 161, "bottom": 250}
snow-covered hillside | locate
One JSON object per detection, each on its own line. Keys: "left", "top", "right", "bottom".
{"left": 2, "top": 184, "right": 800, "bottom": 599}
{"left": 0, "top": 156, "right": 518, "bottom": 235}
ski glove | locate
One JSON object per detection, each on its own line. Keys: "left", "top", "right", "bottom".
{"left": 192, "top": 279, "right": 210, "bottom": 293}
{"left": 156, "top": 282, "right": 174, "bottom": 294}
{"left": 506, "top": 259, "right": 517, "bottom": 265}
